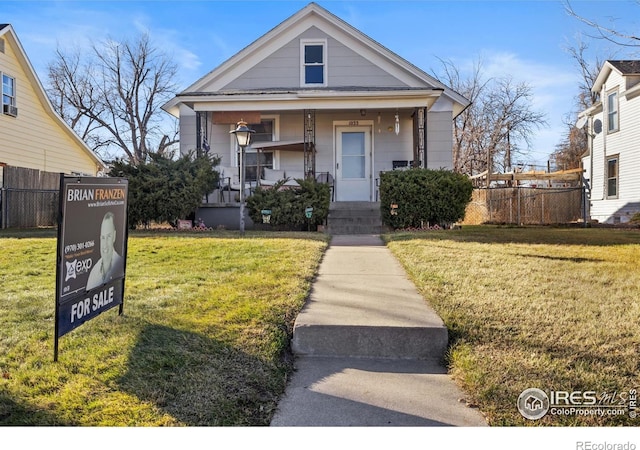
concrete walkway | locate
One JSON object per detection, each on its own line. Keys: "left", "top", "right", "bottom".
{"left": 270, "top": 235, "right": 487, "bottom": 426}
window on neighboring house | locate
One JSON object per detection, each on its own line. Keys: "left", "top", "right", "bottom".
{"left": 236, "top": 119, "right": 275, "bottom": 182}
{"left": 607, "top": 90, "right": 618, "bottom": 132}
{"left": 301, "top": 40, "right": 326, "bottom": 86}
{"left": 2, "top": 73, "right": 16, "bottom": 106}
{"left": 607, "top": 156, "right": 619, "bottom": 198}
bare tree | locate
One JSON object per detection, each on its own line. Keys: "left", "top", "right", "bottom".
{"left": 566, "top": 40, "right": 606, "bottom": 108}
{"left": 564, "top": 1, "right": 640, "bottom": 48}
{"left": 47, "top": 33, "right": 179, "bottom": 163}
{"left": 434, "top": 58, "right": 547, "bottom": 176}
{"left": 551, "top": 41, "right": 608, "bottom": 169}
{"left": 550, "top": 116, "right": 589, "bottom": 170}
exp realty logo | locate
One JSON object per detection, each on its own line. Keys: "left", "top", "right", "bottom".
{"left": 518, "top": 388, "right": 638, "bottom": 420}
{"left": 65, "top": 258, "right": 93, "bottom": 282}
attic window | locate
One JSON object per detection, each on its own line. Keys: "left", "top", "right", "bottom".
{"left": 607, "top": 90, "right": 619, "bottom": 133}
{"left": 301, "top": 39, "right": 326, "bottom": 86}
{"left": 2, "top": 74, "right": 16, "bottom": 106}
{"left": 0, "top": 38, "right": 4, "bottom": 53}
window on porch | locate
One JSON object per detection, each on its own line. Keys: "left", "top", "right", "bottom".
{"left": 237, "top": 119, "right": 275, "bottom": 182}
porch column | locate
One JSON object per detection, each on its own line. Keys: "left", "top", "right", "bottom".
{"left": 412, "top": 107, "right": 426, "bottom": 168}
{"left": 304, "top": 109, "right": 316, "bottom": 178}
{"left": 196, "top": 112, "right": 203, "bottom": 157}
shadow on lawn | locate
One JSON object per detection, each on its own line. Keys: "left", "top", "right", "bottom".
{"left": 0, "top": 391, "right": 70, "bottom": 425}
{"left": 117, "top": 324, "right": 284, "bottom": 426}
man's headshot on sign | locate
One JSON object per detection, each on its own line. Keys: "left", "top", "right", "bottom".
{"left": 86, "top": 211, "right": 124, "bottom": 290}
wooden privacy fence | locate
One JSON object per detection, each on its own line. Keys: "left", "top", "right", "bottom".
{"left": 462, "top": 187, "right": 585, "bottom": 225}
{"left": 0, "top": 166, "right": 60, "bottom": 228}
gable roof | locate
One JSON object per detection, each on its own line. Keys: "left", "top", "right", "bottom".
{"left": 607, "top": 60, "right": 640, "bottom": 75}
{"left": 0, "top": 24, "right": 105, "bottom": 170}
{"left": 593, "top": 60, "right": 640, "bottom": 93}
{"left": 163, "top": 2, "right": 469, "bottom": 117}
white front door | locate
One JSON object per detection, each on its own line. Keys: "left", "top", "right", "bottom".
{"left": 336, "top": 126, "right": 372, "bottom": 201}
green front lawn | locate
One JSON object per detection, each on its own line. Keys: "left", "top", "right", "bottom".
{"left": 0, "top": 230, "right": 327, "bottom": 426}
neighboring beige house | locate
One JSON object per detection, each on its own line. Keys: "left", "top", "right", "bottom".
{"left": 0, "top": 24, "right": 104, "bottom": 176}
{"left": 162, "top": 3, "right": 469, "bottom": 204}
{"left": 579, "top": 60, "right": 640, "bottom": 224}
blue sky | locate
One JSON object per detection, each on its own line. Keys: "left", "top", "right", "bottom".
{"left": 4, "top": 0, "right": 640, "bottom": 166}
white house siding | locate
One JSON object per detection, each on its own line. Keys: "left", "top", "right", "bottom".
{"left": 0, "top": 28, "right": 100, "bottom": 175}
{"left": 179, "top": 106, "right": 198, "bottom": 154}
{"left": 585, "top": 68, "right": 640, "bottom": 223}
{"left": 426, "top": 110, "right": 454, "bottom": 169}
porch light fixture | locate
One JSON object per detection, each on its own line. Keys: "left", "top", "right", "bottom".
{"left": 230, "top": 120, "right": 255, "bottom": 235}
{"left": 394, "top": 111, "right": 400, "bottom": 135}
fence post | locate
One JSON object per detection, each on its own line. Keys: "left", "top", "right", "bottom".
{"left": 1, "top": 187, "right": 6, "bottom": 229}
{"left": 517, "top": 187, "right": 521, "bottom": 225}
{"left": 582, "top": 174, "right": 588, "bottom": 228}
{"left": 509, "top": 188, "right": 513, "bottom": 224}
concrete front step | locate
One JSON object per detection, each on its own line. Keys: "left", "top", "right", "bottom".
{"left": 327, "top": 225, "right": 385, "bottom": 235}
{"left": 327, "top": 202, "right": 383, "bottom": 235}
{"left": 291, "top": 235, "right": 449, "bottom": 360}
{"left": 292, "top": 324, "right": 448, "bottom": 359}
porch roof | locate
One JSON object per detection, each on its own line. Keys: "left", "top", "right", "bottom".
{"left": 166, "top": 86, "right": 444, "bottom": 115}
{"left": 251, "top": 140, "right": 307, "bottom": 152}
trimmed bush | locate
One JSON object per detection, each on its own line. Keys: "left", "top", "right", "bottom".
{"left": 109, "top": 152, "right": 220, "bottom": 229}
{"left": 247, "top": 177, "right": 330, "bottom": 230}
{"left": 379, "top": 168, "right": 473, "bottom": 229}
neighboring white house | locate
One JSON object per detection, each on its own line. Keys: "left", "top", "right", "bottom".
{"left": 162, "top": 2, "right": 469, "bottom": 203}
{"left": 580, "top": 60, "right": 640, "bottom": 224}
{"left": 0, "top": 24, "right": 105, "bottom": 176}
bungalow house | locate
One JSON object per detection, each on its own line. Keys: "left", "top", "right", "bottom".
{"left": 1, "top": 24, "right": 105, "bottom": 227}
{"left": 579, "top": 60, "right": 640, "bottom": 224}
{"left": 162, "top": 2, "right": 469, "bottom": 209}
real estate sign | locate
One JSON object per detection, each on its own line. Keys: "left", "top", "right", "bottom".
{"left": 55, "top": 176, "right": 128, "bottom": 359}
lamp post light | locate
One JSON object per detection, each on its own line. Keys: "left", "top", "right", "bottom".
{"left": 230, "top": 120, "right": 255, "bottom": 235}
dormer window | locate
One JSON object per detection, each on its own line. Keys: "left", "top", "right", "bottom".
{"left": 301, "top": 39, "right": 327, "bottom": 86}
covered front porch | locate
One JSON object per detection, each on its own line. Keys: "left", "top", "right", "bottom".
{"left": 190, "top": 96, "right": 442, "bottom": 205}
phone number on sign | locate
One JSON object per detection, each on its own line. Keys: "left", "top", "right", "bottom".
{"left": 65, "top": 240, "right": 95, "bottom": 254}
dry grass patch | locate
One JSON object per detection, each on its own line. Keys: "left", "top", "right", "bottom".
{"left": 385, "top": 226, "right": 640, "bottom": 426}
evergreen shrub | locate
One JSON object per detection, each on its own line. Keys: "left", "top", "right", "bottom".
{"left": 247, "top": 177, "right": 330, "bottom": 230}
{"left": 379, "top": 168, "right": 473, "bottom": 229}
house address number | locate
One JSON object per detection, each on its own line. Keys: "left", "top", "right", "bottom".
{"left": 348, "top": 120, "right": 359, "bottom": 126}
